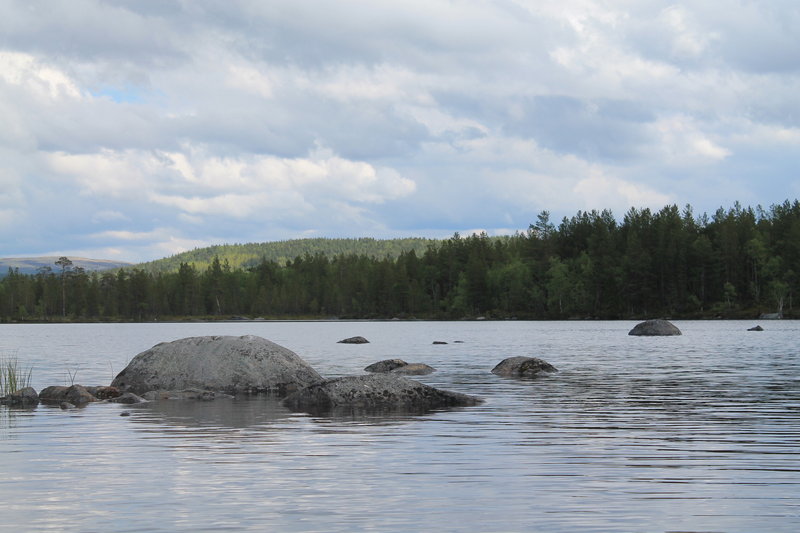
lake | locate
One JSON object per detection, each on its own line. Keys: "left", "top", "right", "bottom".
{"left": 1, "top": 320, "right": 798, "bottom": 532}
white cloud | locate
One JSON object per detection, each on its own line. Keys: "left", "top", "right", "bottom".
{"left": 0, "top": 51, "right": 83, "bottom": 100}
{"left": 574, "top": 173, "right": 672, "bottom": 213}
{"left": 1, "top": 0, "right": 798, "bottom": 261}
{"left": 649, "top": 115, "right": 732, "bottom": 164}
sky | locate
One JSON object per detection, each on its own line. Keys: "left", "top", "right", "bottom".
{"left": 1, "top": 0, "right": 799, "bottom": 263}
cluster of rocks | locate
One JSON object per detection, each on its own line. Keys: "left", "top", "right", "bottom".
{"left": 1, "top": 383, "right": 144, "bottom": 408}
{"left": 4, "top": 319, "right": 692, "bottom": 415}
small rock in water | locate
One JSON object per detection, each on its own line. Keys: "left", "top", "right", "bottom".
{"left": 491, "top": 356, "right": 557, "bottom": 378}
{"left": 364, "top": 359, "right": 408, "bottom": 373}
{"left": 338, "top": 336, "right": 370, "bottom": 344}
{"left": 748, "top": 325, "right": 764, "bottom": 331}
{"left": 628, "top": 319, "right": 682, "bottom": 336}
{"left": 59, "top": 402, "right": 75, "bottom": 410}
{"left": 390, "top": 363, "right": 436, "bottom": 376}
{"left": 432, "top": 341, "right": 448, "bottom": 345}
{"left": 120, "top": 411, "right": 131, "bottom": 417}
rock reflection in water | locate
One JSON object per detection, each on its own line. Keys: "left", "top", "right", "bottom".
{"left": 129, "top": 396, "right": 294, "bottom": 430}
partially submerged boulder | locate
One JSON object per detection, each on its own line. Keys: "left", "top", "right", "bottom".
{"left": 390, "top": 363, "right": 436, "bottom": 376}
{"left": 86, "top": 386, "right": 121, "bottom": 400}
{"left": 364, "top": 359, "right": 436, "bottom": 376}
{"left": 111, "top": 392, "right": 146, "bottom": 404}
{"left": 111, "top": 335, "right": 322, "bottom": 396}
{"left": 3, "top": 386, "right": 39, "bottom": 406}
{"left": 39, "top": 384, "right": 96, "bottom": 405}
{"left": 283, "top": 374, "right": 482, "bottom": 413}
{"left": 364, "top": 359, "right": 408, "bottom": 373}
{"left": 491, "top": 356, "right": 557, "bottom": 378}
{"left": 748, "top": 325, "right": 764, "bottom": 331}
{"left": 142, "top": 389, "right": 233, "bottom": 401}
{"left": 338, "top": 336, "right": 370, "bottom": 344}
{"left": 628, "top": 319, "right": 682, "bottom": 336}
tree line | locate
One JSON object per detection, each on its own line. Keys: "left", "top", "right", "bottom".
{"left": 1, "top": 200, "right": 797, "bottom": 322}
{"left": 135, "top": 237, "right": 436, "bottom": 273}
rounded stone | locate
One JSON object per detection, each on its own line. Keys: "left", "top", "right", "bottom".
{"left": 111, "top": 335, "right": 323, "bottom": 396}
{"left": 283, "top": 374, "right": 482, "bottom": 413}
{"left": 491, "top": 356, "right": 557, "bottom": 378}
{"left": 628, "top": 319, "right": 682, "bottom": 336}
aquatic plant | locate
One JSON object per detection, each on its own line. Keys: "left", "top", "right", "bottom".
{"left": 0, "top": 351, "right": 33, "bottom": 396}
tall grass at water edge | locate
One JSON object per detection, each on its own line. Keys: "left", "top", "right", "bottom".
{"left": 1, "top": 351, "right": 33, "bottom": 396}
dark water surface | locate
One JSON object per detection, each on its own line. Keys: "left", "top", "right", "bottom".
{"left": 1, "top": 320, "right": 799, "bottom": 532}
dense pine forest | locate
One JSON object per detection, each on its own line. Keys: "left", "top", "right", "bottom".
{"left": 1, "top": 201, "right": 797, "bottom": 322}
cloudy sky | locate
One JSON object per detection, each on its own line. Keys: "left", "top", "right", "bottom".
{"left": 1, "top": 0, "right": 799, "bottom": 263}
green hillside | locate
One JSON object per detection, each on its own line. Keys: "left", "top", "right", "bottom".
{"left": 135, "top": 237, "right": 438, "bottom": 273}
{"left": 0, "top": 256, "right": 133, "bottom": 276}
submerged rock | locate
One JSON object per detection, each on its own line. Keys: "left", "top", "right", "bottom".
{"left": 39, "top": 384, "right": 97, "bottom": 405}
{"left": 364, "top": 359, "right": 436, "bottom": 375}
{"left": 364, "top": 359, "right": 408, "bottom": 373}
{"left": 491, "top": 356, "right": 557, "bottom": 378}
{"left": 748, "top": 325, "right": 764, "bottom": 331}
{"left": 390, "top": 363, "right": 436, "bottom": 376}
{"left": 338, "top": 336, "right": 370, "bottom": 344}
{"left": 111, "top": 335, "right": 322, "bottom": 396}
{"left": 86, "top": 386, "right": 121, "bottom": 400}
{"left": 283, "top": 374, "right": 482, "bottom": 413}
{"left": 142, "top": 389, "right": 233, "bottom": 401}
{"left": 4, "top": 386, "right": 39, "bottom": 406}
{"left": 111, "top": 392, "right": 146, "bottom": 404}
{"left": 628, "top": 319, "right": 682, "bottom": 336}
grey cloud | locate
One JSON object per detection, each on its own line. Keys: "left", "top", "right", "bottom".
{"left": 504, "top": 96, "right": 655, "bottom": 161}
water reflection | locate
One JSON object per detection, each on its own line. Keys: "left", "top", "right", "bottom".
{"left": 129, "top": 396, "right": 294, "bottom": 430}
{"left": 1, "top": 320, "right": 799, "bottom": 532}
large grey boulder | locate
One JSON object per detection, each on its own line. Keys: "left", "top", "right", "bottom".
{"left": 111, "top": 335, "right": 323, "bottom": 396}
{"left": 628, "top": 319, "right": 682, "bottom": 336}
{"left": 491, "top": 356, "right": 557, "bottom": 378}
{"left": 283, "top": 374, "right": 482, "bottom": 413}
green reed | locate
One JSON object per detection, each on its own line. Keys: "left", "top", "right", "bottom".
{"left": 0, "top": 352, "right": 33, "bottom": 396}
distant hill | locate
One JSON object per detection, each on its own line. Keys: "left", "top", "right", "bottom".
{"left": 135, "top": 237, "right": 438, "bottom": 273}
{"left": 0, "top": 256, "right": 134, "bottom": 276}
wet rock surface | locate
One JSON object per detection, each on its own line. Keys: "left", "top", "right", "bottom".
{"left": 110, "top": 335, "right": 323, "bottom": 396}
{"left": 491, "top": 356, "right": 558, "bottom": 378}
{"left": 628, "top": 319, "right": 682, "bottom": 336}
{"left": 283, "top": 374, "right": 482, "bottom": 414}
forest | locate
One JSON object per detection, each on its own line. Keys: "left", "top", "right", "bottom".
{"left": 1, "top": 200, "right": 797, "bottom": 322}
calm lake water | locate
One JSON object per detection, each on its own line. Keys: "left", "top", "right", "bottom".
{"left": 1, "top": 320, "right": 798, "bottom": 532}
